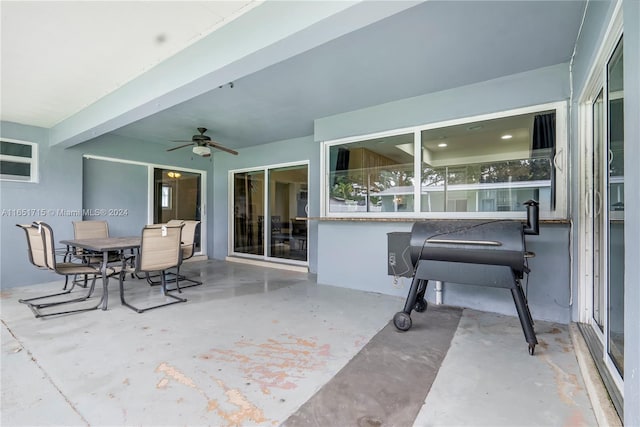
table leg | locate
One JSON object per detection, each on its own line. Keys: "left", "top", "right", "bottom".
{"left": 100, "top": 250, "right": 109, "bottom": 310}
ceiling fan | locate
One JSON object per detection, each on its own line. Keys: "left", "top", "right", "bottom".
{"left": 167, "top": 127, "right": 238, "bottom": 157}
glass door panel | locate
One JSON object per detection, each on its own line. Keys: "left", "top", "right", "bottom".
{"left": 233, "top": 171, "right": 265, "bottom": 255}
{"left": 607, "top": 39, "right": 624, "bottom": 377}
{"left": 592, "top": 89, "right": 605, "bottom": 332}
{"left": 268, "top": 165, "right": 308, "bottom": 261}
{"left": 153, "top": 168, "right": 202, "bottom": 253}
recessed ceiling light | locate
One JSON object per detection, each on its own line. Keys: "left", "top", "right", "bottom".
{"left": 501, "top": 134, "right": 513, "bottom": 140}
{"left": 437, "top": 143, "right": 448, "bottom": 148}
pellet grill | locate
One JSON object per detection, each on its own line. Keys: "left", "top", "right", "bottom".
{"left": 391, "top": 200, "right": 540, "bottom": 355}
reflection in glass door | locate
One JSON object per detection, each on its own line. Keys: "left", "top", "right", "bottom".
{"left": 590, "top": 36, "right": 624, "bottom": 385}
{"left": 232, "top": 163, "right": 308, "bottom": 263}
{"left": 153, "top": 168, "right": 203, "bottom": 253}
{"left": 592, "top": 90, "right": 605, "bottom": 333}
{"left": 268, "top": 165, "right": 308, "bottom": 261}
{"left": 606, "top": 39, "right": 624, "bottom": 377}
{"left": 232, "top": 171, "right": 265, "bottom": 256}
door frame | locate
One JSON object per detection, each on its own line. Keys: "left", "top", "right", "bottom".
{"left": 149, "top": 165, "right": 207, "bottom": 256}
{"left": 576, "top": 2, "right": 624, "bottom": 396}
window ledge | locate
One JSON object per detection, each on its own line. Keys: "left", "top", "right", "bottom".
{"left": 303, "top": 217, "right": 569, "bottom": 224}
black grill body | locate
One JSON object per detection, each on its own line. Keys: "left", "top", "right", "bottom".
{"left": 410, "top": 220, "right": 526, "bottom": 272}
{"left": 393, "top": 201, "right": 539, "bottom": 355}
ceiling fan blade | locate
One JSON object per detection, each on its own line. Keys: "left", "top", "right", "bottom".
{"left": 170, "top": 140, "right": 193, "bottom": 143}
{"left": 167, "top": 143, "right": 194, "bottom": 152}
{"left": 205, "top": 141, "right": 238, "bottom": 155}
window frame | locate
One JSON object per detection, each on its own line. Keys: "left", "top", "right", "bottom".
{"left": 321, "top": 101, "right": 568, "bottom": 220}
{"left": 0, "top": 138, "right": 39, "bottom": 183}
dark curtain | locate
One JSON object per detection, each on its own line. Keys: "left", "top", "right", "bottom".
{"left": 532, "top": 113, "right": 556, "bottom": 151}
{"left": 334, "top": 147, "right": 350, "bottom": 185}
{"left": 532, "top": 113, "right": 556, "bottom": 209}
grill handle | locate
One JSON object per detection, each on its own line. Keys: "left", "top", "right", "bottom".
{"left": 523, "top": 200, "right": 539, "bottom": 235}
{"left": 427, "top": 239, "right": 502, "bottom": 246}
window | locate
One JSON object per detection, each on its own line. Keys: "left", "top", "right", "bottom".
{"left": 324, "top": 102, "right": 567, "bottom": 218}
{"left": 161, "top": 185, "right": 172, "bottom": 209}
{"left": 0, "top": 139, "right": 38, "bottom": 183}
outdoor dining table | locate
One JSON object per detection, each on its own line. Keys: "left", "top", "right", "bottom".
{"left": 60, "top": 236, "right": 141, "bottom": 310}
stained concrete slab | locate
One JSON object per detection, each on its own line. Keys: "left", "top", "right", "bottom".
{"left": 413, "top": 309, "right": 598, "bottom": 426}
{"left": 1, "top": 260, "right": 599, "bottom": 426}
{"left": 2, "top": 261, "right": 402, "bottom": 426}
{"left": 1, "top": 323, "right": 88, "bottom": 426}
{"left": 283, "top": 305, "right": 462, "bottom": 427}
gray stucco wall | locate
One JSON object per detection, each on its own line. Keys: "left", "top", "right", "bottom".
{"left": 81, "top": 158, "right": 148, "bottom": 237}
{"left": 317, "top": 222, "right": 570, "bottom": 323}
{"left": 1, "top": 122, "right": 83, "bottom": 287}
{"left": 0, "top": 128, "right": 214, "bottom": 288}
{"left": 314, "top": 64, "right": 572, "bottom": 324}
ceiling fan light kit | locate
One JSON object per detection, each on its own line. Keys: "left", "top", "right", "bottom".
{"left": 192, "top": 146, "right": 211, "bottom": 157}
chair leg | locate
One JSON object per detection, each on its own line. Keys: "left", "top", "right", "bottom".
{"left": 120, "top": 270, "right": 187, "bottom": 313}
{"left": 18, "top": 273, "right": 89, "bottom": 306}
{"left": 23, "top": 275, "right": 104, "bottom": 318}
{"left": 148, "top": 267, "right": 202, "bottom": 291}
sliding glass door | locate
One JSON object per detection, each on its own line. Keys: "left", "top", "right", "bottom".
{"left": 231, "top": 163, "right": 308, "bottom": 263}
{"left": 582, "top": 32, "right": 624, "bottom": 412}
{"left": 232, "top": 170, "right": 265, "bottom": 256}
{"left": 604, "top": 39, "right": 624, "bottom": 377}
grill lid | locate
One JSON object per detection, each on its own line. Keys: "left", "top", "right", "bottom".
{"left": 409, "top": 220, "right": 526, "bottom": 271}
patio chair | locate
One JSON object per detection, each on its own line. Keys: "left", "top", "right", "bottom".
{"left": 146, "top": 220, "right": 203, "bottom": 290}
{"left": 118, "top": 224, "right": 187, "bottom": 313}
{"left": 71, "top": 220, "right": 122, "bottom": 287}
{"left": 17, "top": 222, "right": 106, "bottom": 318}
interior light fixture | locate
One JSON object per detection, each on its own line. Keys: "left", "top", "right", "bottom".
{"left": 501, "top": 134, "right": 513, "bottom": 140}
{"left": 437, "top": 143, "right": 448, "bottom": 148}
{"left": 167, "top": 171, "right": 181, "bottom": 179}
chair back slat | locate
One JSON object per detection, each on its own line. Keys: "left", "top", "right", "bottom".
{"left": 138, "top": 225, "right": 183, "bottom": 272}
{"left": 17, "top": 224, "right": 47, "bottom": 268}
{"left": 35, "top": 221, "right": 57, "bottom": 270}
{"left": 181, "top": 220, "right": 199, "bottom": 259}
{"left": 73, "top": 220, "right": 109, "bottom": 239}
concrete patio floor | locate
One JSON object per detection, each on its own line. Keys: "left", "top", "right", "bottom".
{"left": 1, "top": 260, "right": 600, "bottom": 426}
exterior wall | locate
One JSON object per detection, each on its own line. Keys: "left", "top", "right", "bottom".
{"left": 315, "top": 63, "right": 569, "bottom": 142}
{"left": 318, "top": 222, "right": 570, "bottom": 323}
{"left": 0, "top": 122, "right": 83, "bottom": 287}
{"left": 0, "top": 127, "right": 213, "bottom": 288}
{"left": 315, "top": 65, "right": 572, "bottom": 323}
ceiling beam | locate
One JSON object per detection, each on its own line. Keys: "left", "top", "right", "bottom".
{"left": 50, "top": 0, "right": 421, "bottom": 148}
